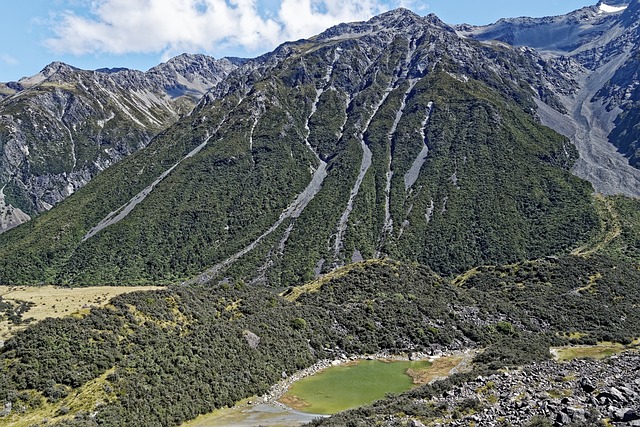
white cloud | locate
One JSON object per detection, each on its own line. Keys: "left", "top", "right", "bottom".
{"left": 44, "top": 0, "right": 389, "bottom": 58}
{"left": 0, "top": 54, "right": 19, "bottom": 66}
{"left": 396, "top": 0, "right": 428, "bottom": 14}
{"left": 278, "top": 0, "right": 384, "bottom": 41}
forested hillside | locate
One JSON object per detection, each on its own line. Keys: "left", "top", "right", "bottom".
{"left": 1, "top": 4, "right": 640, "bottom": 427}
{"left": 0, "top": 10, "right": 598, "bottom": 286}
{"left": 1, "top": 252, "right": 640, "bottom": 426}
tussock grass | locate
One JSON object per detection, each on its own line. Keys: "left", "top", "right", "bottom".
{"left": 0, "top": 285, "right": 165, "bottom": 341}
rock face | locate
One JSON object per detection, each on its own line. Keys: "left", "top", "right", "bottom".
{"left": 460, "top": 0, "right": 640, "bottom": 197}
{"left": 0, "top": 54, "right": 242, "bottom": 232}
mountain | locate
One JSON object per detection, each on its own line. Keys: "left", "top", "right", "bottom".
{"left": 0, "top": 9, "right": 598, "bottom": 286}
{"left": 0, "top": 54, "right": 242, "bottom": 233}
{"left": 460, "top": 0, "right": 640, "bottom": 196}
{"left": 1, "top": 4, "right": 640, "bottom": 427}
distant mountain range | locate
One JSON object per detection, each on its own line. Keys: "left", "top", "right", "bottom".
{"left": 462, "top": 0, "right": 640, "bottom": 195}
{"left": 0, "top": 54, "right": 243, "bottom": 232}
{"left": 0, "top": 1, "right": 637, "bottom": 287}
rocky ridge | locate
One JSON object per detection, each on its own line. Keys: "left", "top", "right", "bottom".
{"left": 0, "top": 54, "right": 241, "bottom": 232}
{"left": 461, "top": 0, "right": 640, "bottom": 197}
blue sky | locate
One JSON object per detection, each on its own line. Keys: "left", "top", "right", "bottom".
{"left": 0, "top": 0, "right": 596, "bottom": 82}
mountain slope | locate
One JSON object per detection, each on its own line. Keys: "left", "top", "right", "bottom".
{"left": 2, "top": 254, "right": 640, "bottom": 426}
{"left": 0, "top": 54, "right": 241, "bottom": 232}
{"left": 0, "top": 9, "right": 598, "bottom": 286}
{"left": 461, "top": 0, "right": 640, "bottom": 197}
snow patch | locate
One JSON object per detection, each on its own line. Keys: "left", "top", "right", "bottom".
{"left": 598, "top": 3, "right": 627, "bottom": 13}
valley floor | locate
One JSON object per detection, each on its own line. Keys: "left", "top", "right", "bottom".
{"left": 0, "top": 285, "right": 165, "bottom": 343}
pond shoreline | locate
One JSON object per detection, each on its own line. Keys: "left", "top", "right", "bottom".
{"left": 259, "top": 350, "right": 470, "bottom": 411}
{"left": 182, "top": 350, "right": 476, "bottom": 426}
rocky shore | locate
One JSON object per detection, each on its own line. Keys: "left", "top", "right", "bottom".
{"left": 406, "top": 351, "right": 640, "bottom": 426}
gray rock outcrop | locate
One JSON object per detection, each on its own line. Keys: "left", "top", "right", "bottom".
{"left": 0, "top": 55, "right": 242, "bottom": 232}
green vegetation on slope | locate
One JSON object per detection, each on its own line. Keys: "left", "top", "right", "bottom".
{"left": 0, "top": 29, "right": 599, "bottom": 286}
{"left": 2, "top": 254, "right": 640, "bottom": 426}
{"left": 382, "top": 72, "right": 597, "bottom": 276}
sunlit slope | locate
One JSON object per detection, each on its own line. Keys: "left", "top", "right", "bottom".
{"left": 0, "top": 10, "right": 598, "bottom": 286}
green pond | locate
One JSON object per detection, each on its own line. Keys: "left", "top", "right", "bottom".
{"left": 280, "top": 359, "right": 431, "bottom": 415}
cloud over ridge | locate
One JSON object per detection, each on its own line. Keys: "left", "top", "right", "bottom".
{"left": 45, "top": 0, "right": 387, "bottom": 58}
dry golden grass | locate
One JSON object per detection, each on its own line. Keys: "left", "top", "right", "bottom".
{"left": 278, "top": 394, "right": 311, "bottom": 410}
{"left": 552, "top": 340, "right": 640, "bottom": 362}
{"left": 0, "top": 285, "right": 165, "bottom": 341}
{"left": 571, "top": 194, "right": 622, "bottom": 257}
{"left": 0, "top": 368, "right": 117, "bottom": 427}
{"left": 451, "top": 267, "right": 480, "bottom": 287}
{"left": 563, "top": 331, "right": 589, "bottom": 340}
{"left": 406, "top": 356, "right": 464, "bottom": 385}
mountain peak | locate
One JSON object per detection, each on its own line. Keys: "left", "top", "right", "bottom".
{"left": 374, "top": 7, "right": 421, "bottom": 21}
{"left": 16, "top": 61, "right": 77, "bottom": 86}
{"left": 40, "top": 61, "right": 76, "bottom": 77}
{"left": 315, "top": 8, "right": 453, "bottom": 42}
{"left": 369, "top": 8, "right": 453, "bottom": 32}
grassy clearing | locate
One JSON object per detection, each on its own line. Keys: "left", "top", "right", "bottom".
{"left": 552, "top": 339, "right": 640, "bottom": 361}
{"left": 571, "top": 194, "right": 621, "bottom": 257}
{"left": 406, "top": 356, "right": 464, "bottom": 384}
{"left": 0, "top": 368, "right": 117, "bottom": 427}
{"left": 0, "top": 285, "right": 165, "bottom": 341}
{"left": 573, "top": 272, "right": 602, "bottom": 294}
{"left": 562, "top": 332, "right": 588, "bottom": 340}
{"left": 451, "top": 267, "right": 480, "bottom": 287}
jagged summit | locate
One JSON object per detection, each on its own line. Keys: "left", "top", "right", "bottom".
{"left": 15, "top": 61, "right": 79, "bottom": 86}
{"left": 315, "top": 8, "right": 453, "bottom": 42}
{"left": 39, "top": 61, "right": 77, "bottom": 76}
{"left": 94, "top": 67, "right": 130, "bottom": 74}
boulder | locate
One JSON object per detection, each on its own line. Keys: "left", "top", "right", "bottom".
{"left": 555, "top": 411, "right": 571, "bottom": 425}
{"left": 579, "top": 377, "right": 596, "bottom": 393}
{"left": 612, "top": 407, "right": 640, "bottom": 422}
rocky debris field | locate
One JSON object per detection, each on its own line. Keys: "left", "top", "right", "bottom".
{"left": 417, "top": 351, "right": 640, "bottom": 426}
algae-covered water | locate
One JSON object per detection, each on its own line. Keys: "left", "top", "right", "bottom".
{"left": 280, "top": 359, "right": 431, "bottom": 414}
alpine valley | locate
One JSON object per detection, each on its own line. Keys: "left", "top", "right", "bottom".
{"left": 0, "top": 1, "right": 639, "bottom": 426}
